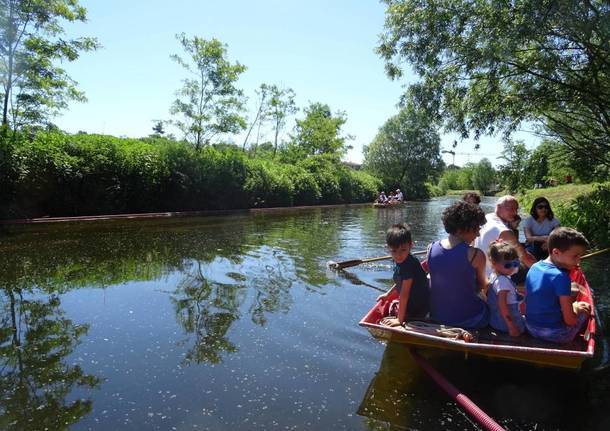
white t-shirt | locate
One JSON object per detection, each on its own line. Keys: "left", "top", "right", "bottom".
{"left": 489, "top": 273, "right": 519, "bottom": 304}
{"left": 474, "top": 213, "right": 511, "bottom": 275}
{"left": 522, "top": 216, "right": 560, "bottom": 237}
{"left": 396, "top": 192, "right": 403, "bottom": 201}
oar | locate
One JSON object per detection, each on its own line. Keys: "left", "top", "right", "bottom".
{"left": 328, "top": 250, "right": 427, "bottom": 270}
{"left": 581, "top": 247, "right": 610, "bottom": 260}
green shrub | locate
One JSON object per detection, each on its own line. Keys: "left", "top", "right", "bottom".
{"left": 1, "top": 130, "right": 385, "bottom": 218}
{"left": 554, "top": 183, "right": 610, "bottom": 248}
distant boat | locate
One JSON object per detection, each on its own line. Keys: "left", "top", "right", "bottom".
{"left": 359, "top": 267, "right": 596, "bottom": 370}
{"left": 373, "top": 201, "right": 404, "bottom": 208}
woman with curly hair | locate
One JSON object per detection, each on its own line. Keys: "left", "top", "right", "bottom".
{"left": 523, "top": 197, "right": 560, "bottom": 260}
{"left": 427, "top": 200, "right": 490, "bottom": 328}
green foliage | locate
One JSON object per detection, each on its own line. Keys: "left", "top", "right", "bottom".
{"left": 437, "top": 165, "right": 474, "bottom": 193}
{"left": 554, "top": 183, "right": 610, "bottom": 248}
{"left": 170, "top": 34, "right": 247, "bottom": 149}
{"left": 471, "top": 158, "right": 496, "bottom": 195}
{"left": 363, "top": 104, "right": 442, "bottom": 199}
{"left": 0, "top": 131, "right": 381, "bottom": 218}
{"left": 378, "top": 0, "right": 610, "bottom": 166}
{"left": 498, "top": 140, "right": 530, "bottom": 193}
{"left": 291, "top": 102, "right": 350, "bottom": 159}
{"left": 0, "top": 0, "right": 99, "bottom": 129}
{"left": 266, "top": 86, "right": 298, "bottom": 156}
{"left": 425, "top": 182, "right": 444, "bottom": 197}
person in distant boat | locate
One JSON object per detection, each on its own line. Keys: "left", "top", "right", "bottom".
{"left": 387, "top": 191, "right": 396, "bottom": 202}
{"left": 487, "top": 241, "right": 525, "bottom": 336}
{"left": 395, "top": 189, "right": 404, "bottom": 202}
{"left": 523, "top": 197, "right": 560, "bottom": 261}
{"left": 462, "top": 192, "right": 481, "bottom": 206}
{"left": 427, "top": 201, "right": 489, "bottom": 328}
{"left": 525, "top": 227, "right": 591, "bottom": 344}
{"left": 474, "top": 195, "right": 536, "bottom": 277}
{"left": 376, "top": 191, "right": 388, "bottom": 204}
{"left": 377, "top": 223, "right": 430, "bottom": 326}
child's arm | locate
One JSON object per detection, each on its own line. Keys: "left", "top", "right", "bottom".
{"left": 559, "top": 296, "right": 591, "bottom": 326}
{"left": 381, "top": 279, "right": 412, "bottom": 327}
{"left": 497, "top": 290, "right": 521, "bottom": 336}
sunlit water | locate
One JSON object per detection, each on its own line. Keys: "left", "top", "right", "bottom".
{"left": 1, "top": 197, "right": 608, "bottom": 431}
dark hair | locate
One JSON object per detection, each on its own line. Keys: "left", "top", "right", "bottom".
{"left": 441, "top": 201, "right": 486, "bottom": 235}
{"left": 488, "top": 241, "right": 518, "bottom": 263}
{"left": 529, "top": 197, "right": 554, "bottom": 220}
{"left": 462, "top": 192, "right": 481, "bottom": 205}
{"left": 548, "top": 227, "right": 589, "bottom": 252}
{"left": 386, "top": 223, "right": 412, "bottom": 248}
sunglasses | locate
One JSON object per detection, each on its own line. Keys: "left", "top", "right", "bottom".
{"left": 500, "top": 259, "right": 520, "bottom": 269}
{"left": 536, "top": 204, "right": 549, "bottom": 210}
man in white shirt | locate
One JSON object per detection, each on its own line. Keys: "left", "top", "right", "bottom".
{"left": 395, "top": 189, "right": 404, "bottom": 202}
{"left": 475, "top": 195, "right": 536, "bottom": 275}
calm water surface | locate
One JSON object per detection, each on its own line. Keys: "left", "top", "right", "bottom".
{"left": 1, "top": 197, "right": 609, "bottom": 431}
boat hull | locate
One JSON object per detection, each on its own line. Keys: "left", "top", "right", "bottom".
{"left": 360, "top": 267, "right": 596, "bottom": 370}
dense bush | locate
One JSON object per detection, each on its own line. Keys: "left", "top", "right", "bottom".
{"left": 554, "top": 183, "right": 610, "bottom": 248}
{"left": 0, "top": 131, "right": 382, "bottom": 218}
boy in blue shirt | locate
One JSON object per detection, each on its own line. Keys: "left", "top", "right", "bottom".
{"left": 377, "top": 223, "right": 430, "bottom": 326}
{"left": 525, "top": 227, "right": 591, "bottom": 343}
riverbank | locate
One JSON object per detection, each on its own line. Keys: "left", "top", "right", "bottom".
{"left": 0, "top": 131, "right": 381, "bottom": 219}
{"left": 518, "top": 183, "right": 609, "bottom": 248}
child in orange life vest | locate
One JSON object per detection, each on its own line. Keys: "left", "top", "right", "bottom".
{"left": 377, "top": 223, "right": 430, "bottom": 326}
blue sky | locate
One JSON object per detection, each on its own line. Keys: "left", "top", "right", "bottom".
{"left": 55, "top": 0, "right": 539, "bottom": 165}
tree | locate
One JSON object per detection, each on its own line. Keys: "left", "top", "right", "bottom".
{"left": 363, "top": 103, "right": 442, "bottom": 199}
{"left": 377, "top": 0, "right": 610, "bottom": 166}
{"left": 290, "top": 102, "right": 350, "bottom": 159}
{"left": 151, "top": 120, "right": 165, "bottom": 136}
{"left": 471, "top": 158, "right": 496, "bottom": 195}
{"left": 266, "top": 85, "right": 297, "bottom": 156}
{"left": 0, "top": 0, "right": 99, "bottom": 131}
{"left": 498, "top": 140, "right": 530, "bottom": 193}
{"left": 170, "top": 34, "right": 247, "bottom": 149}
{"left": 242, "top": 83, "right": 270, "bottom": 151}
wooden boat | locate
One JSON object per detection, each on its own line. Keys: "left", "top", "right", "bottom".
{"left": 373, "top": 201, "right": 404, "bottom": 208}
{"left": 359, "top": 267, "right": 596, "bottom": 370}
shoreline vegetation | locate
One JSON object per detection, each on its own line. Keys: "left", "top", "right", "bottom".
{"left": 0, "top": 131, "right": 381, "bottom": 220}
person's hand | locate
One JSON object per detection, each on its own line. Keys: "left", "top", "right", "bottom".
{"left": 380, "top": 317, "right": 401, "bottom": 327}
{"left": 376, "top": 292, "right": 389, "bottom": 302}
{"left": 573, "top": 301, "right": 591, "bottom": 316}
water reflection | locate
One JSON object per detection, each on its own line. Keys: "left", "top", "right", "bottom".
{"left": 0, "top": 200, "right": 608, "bottom": 430}
{"left": 0, "top": 287, "right": 100, "bottom": 430}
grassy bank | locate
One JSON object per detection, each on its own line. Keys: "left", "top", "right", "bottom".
{"left": 517, "top": 183, "right": 609, "bottom": 248}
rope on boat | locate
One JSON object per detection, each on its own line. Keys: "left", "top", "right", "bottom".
{"left": 403, "top": 321, "right": 474, "bottom": 343}
{"left": 409, "top": 349, "right": 507, "bottom": 431}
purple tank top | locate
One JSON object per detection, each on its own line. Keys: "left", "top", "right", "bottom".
{"left": 428, "top": 241, "right": 486, "bottom": 326}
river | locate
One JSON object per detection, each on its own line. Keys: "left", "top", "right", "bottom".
{"left": 1, "top": 197, "right": 608, "bottom": 430}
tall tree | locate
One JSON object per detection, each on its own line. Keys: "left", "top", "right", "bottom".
{"left": 471, "top": 158, "right": 496, "bottom": 195}
{"left": 242, "top": 83, "right": 270, "bottom": 151}
{"left": 363, "top": 103, "right": 442, "bottom": 199}
{"left": 170, "top": 34, "right": 247, "bottom": 149}
{"left": 266, "top": 85, "right": 297, "bottom": 156}
{"left": 291, "top": 102, "right": 350, "bottom": 158}
{"left": 0, "top": 0, "right": 99, "bottom": 131}
{"left": 378, "top": 0, "right": 610, "bottom": 166}
{"left": 498, "top": 140, "right": 530, "bottom": 193}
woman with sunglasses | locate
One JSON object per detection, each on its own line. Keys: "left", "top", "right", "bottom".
{"left": 523, "top": 197, "right": 560, "bottom": 260}
{"left": 487, "top": 241, "right": 525, "bottom": 336}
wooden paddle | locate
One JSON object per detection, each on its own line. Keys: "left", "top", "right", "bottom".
{"left": 329, "top": 250, "right": 427, "bottom": 270}
{"left": 581, "top": 247, "right": 610, "bottom": 260}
